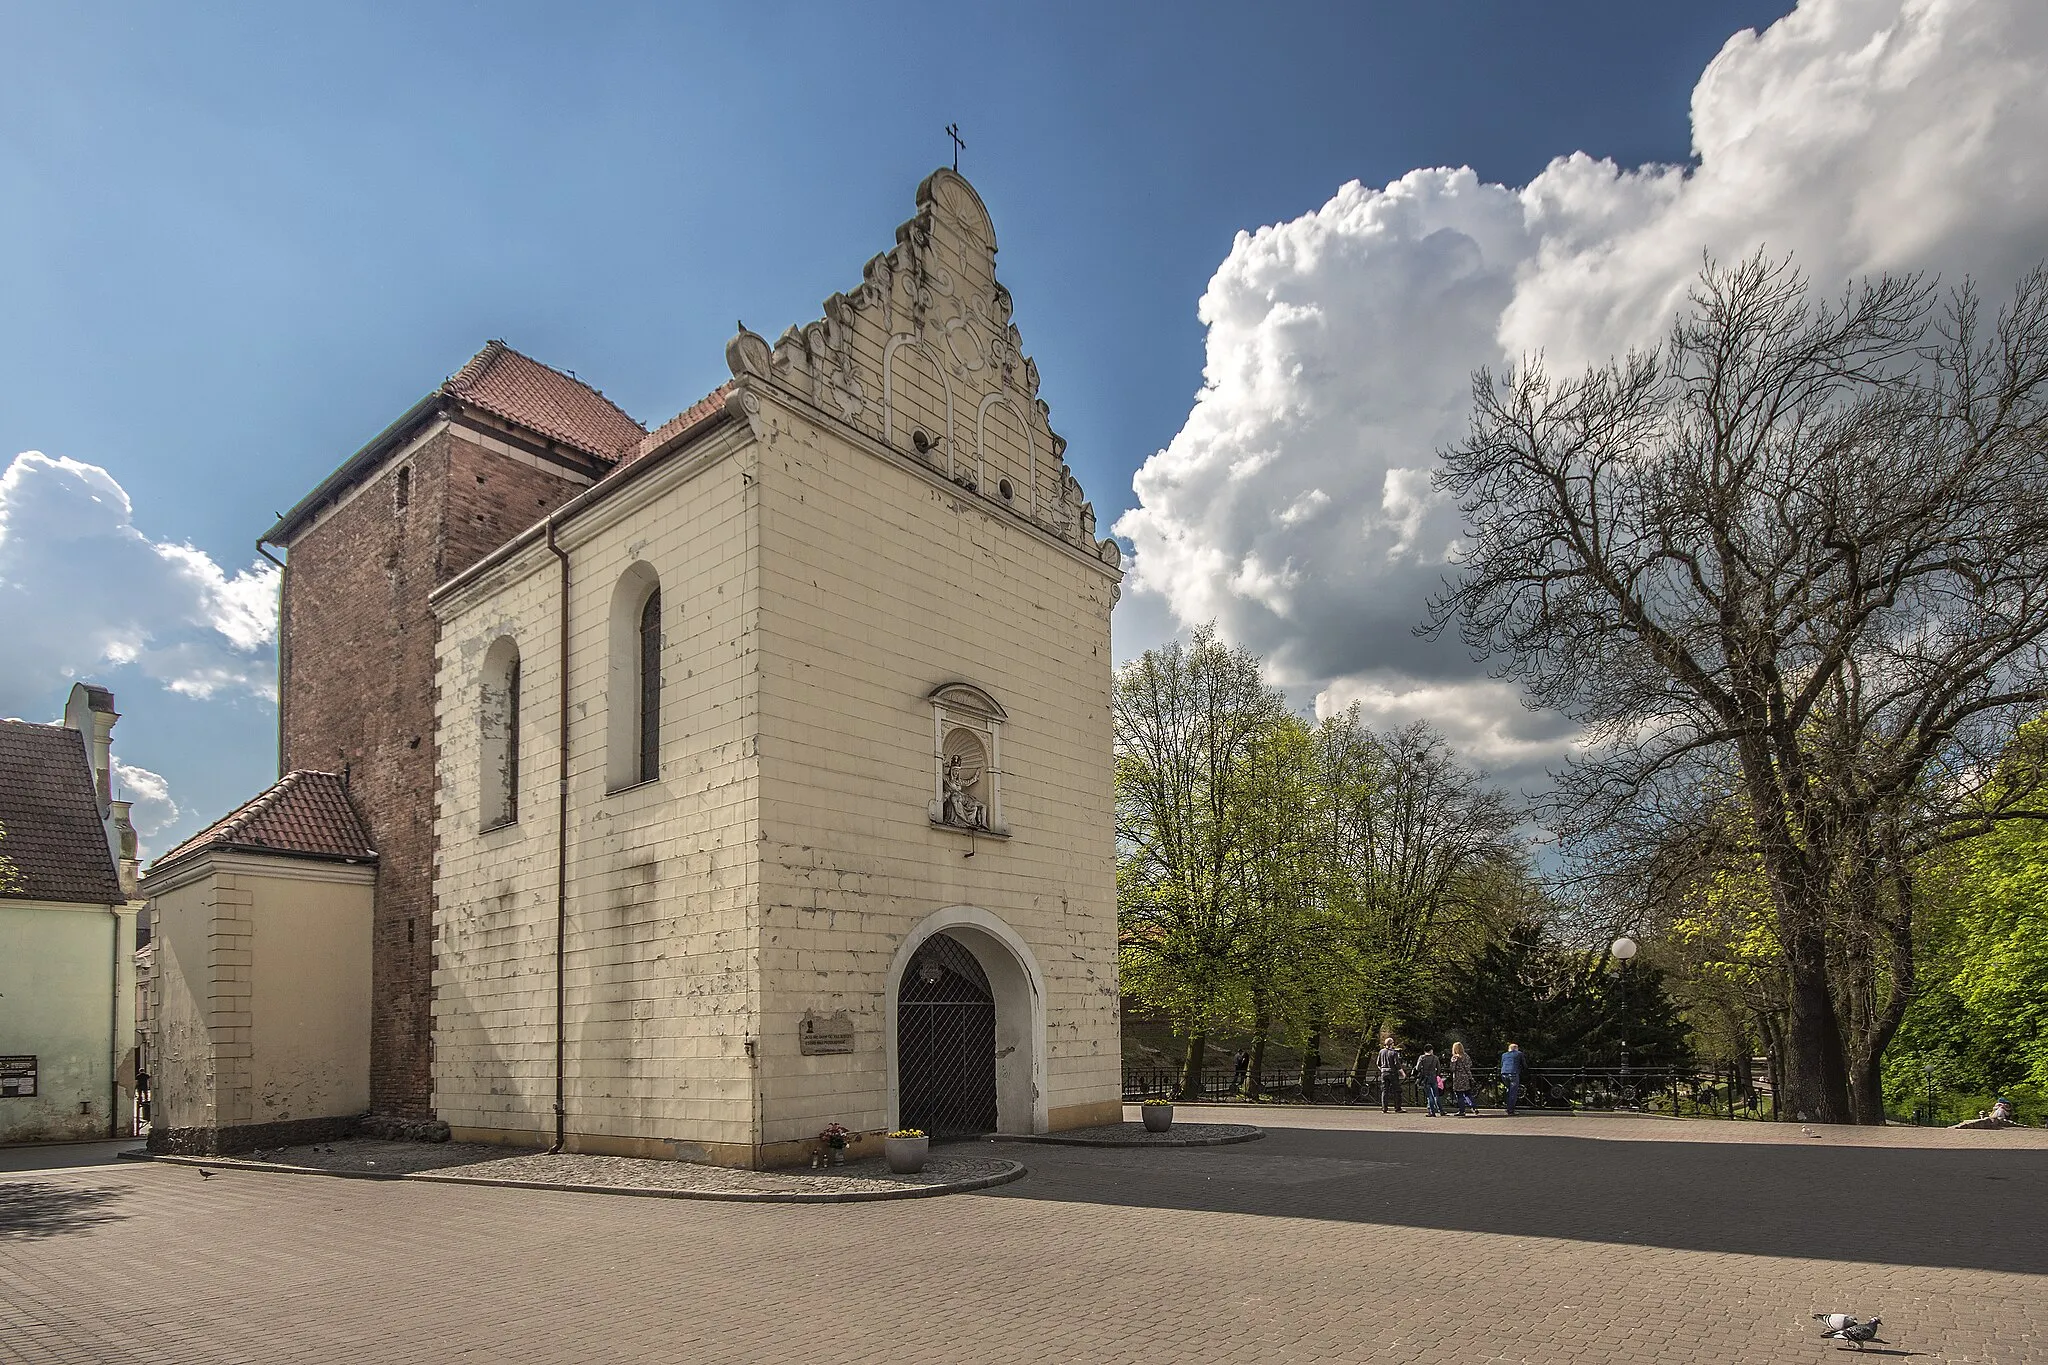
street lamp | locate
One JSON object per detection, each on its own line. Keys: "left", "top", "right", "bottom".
{"left": 1611, "top": 936, "right": 1638, "bottom": 1108}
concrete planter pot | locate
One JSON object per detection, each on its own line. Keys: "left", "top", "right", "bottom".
{"left": 1142, "top": 1104, "right": 1174, "bottom": 1133}
{"left": 883, "top": 1134, "right": 929, "bottom": 1174}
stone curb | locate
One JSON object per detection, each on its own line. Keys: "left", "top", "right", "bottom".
{"left": 133, "top": 1151, "right": 1028, "bottom": 1204}
{"left": 1005, "top": 1126, "right": 1264, "bottom": 1148}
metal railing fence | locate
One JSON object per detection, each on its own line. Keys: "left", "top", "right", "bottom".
{"left": 1123, "top": 1061, "right": 1778, "bottom": 1120}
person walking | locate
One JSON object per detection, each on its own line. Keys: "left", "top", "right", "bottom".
{"left": 1449, "top": 1042, "right": 1475, "bottom": 1116}
{"left": 1500, "top": 1042, "right": 1527, "bottom": 1116}
{"left": 1377, "top": 1036, "right": 1406, "bottom": 1113}
{"left": 1415, "top": 1045, "right": 1443, "bottom": 1116}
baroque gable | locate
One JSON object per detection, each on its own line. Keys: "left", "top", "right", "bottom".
{"left": 724, "top": 168, "right": 1122, "bottom": 572}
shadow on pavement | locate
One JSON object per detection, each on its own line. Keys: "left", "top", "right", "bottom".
{"left": 0, "top": 1180, "right": 129, "bottom": 1241}
{"left": 985, "top": 1123, "right": 2048, "bottom": 1276}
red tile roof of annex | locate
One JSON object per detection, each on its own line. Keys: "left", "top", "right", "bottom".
{"left": 150, "top": 770, "right": 376, "bottom": 874}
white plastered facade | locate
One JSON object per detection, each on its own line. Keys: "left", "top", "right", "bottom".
{"left": 429, "top": 169, "right": 1124, "bottom": 1166}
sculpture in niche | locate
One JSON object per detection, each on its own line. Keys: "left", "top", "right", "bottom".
{"left": 941, "top": 751, "right": 988, "bottom": 830}
{"left": 929, "top": 682, "right": 1006, "bottom": 835}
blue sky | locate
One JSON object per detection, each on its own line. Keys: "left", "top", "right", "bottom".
{"left": 14, "top": 1, "right": 2046, "bottom": 851}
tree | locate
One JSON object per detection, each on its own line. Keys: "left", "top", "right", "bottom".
{"left": 0, "top": 820, "right": 21, "bottom": 896}
{"left": 1218, "top": 711, "right": 1334, "bottom": 1097}
{"left": 1430, "top": 253, "right": 2048, "bottom": 1123}
{"left": 1115, "top": 626, "right": 1289, "bottom": 1098}
{"left": 1316, "top": 713, "right": 1522, "bottom": 1095}
{"left": 1409, "top": 919, "right": 1691, "bottom": 1073}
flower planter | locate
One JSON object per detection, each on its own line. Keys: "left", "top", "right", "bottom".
{"left": 1142, "top": 1103, "right": 1174, "bottom": 1133}
{"left": 883, "top": 1134, "right": 929, "bottom": 1175}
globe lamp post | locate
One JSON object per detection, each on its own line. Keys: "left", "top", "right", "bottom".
{"left": 1611, "top": 936, "right": 1638, "bottom": 1108}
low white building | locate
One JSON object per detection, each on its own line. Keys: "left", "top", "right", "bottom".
{"left": 0, "top": 685, "right": 141, "bottom": 1144}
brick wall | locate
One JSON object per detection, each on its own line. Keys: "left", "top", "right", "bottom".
{"left": 280, "top": 422, "right": 595, "bottom": 1116}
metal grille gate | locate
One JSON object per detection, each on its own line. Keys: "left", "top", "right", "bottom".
{"left": 897, "top": 933, "right": 999, "bottom": 1138}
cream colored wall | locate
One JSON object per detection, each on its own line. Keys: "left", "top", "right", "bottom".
{"left": 0, "top": 900, "right": 133, "bottom": 1143}
{"left": 143, "top": 855, "right": 371, "bottom": 1138}
{"left": 147, "top": 871, "right": 223, "bottom": 1135}
{"left": 241, "top": 864, "right": 372, "bottom": 1123}
{"left": 748, "top": 398, "right": 1122, "bottom": 1143}
{"left": 432, "top": 432, "right": 763, "bottom": 1155}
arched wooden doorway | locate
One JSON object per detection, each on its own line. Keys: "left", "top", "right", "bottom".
{"left": 895, "top": 932, "right": 999, "bottom": 1138}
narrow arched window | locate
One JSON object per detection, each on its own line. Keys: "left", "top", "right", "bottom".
{"left": 638, "top": 589, "right": 661, "bottom": 783}
{"left": 503, "top": 656, "right": 521, "bottom": 819}
{"left": 395, "top": 465, "right": 411, "bottom": 512}
{"left": 605, "top": 564, "right": 663, "bottom": 791}
{"left": 480, "top": 636, "right": 522, "bottom": 828}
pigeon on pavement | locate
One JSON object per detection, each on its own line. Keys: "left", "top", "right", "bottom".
{"left": 1813, "top": 1314, "right": 1856, "bottom": 1332}
{"left": 196, "top": 1169, "right": 214, "bottom": 1180}
{"left": 1819, "top": 1317, "right": 1884, "bottom": 1350}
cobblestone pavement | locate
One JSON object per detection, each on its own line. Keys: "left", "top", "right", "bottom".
{"left": 149, "top": 1138, "right": 1019, "bottom": 1200}
{"left": 3, "top": 1110, "right": 2043, "bottom": 1364}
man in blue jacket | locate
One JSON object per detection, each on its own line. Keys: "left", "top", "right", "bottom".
{"left": 1500, "top": 1042, "right": 1527, "bottom": 1115}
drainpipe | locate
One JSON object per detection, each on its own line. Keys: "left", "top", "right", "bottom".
{"left": 257, "top": 539, "right": 288, "bottom": 775}
{"left": 109, "top": 904, "right": 122, "bottom": 1138}
{"left": 545, "top": 517, "right": 571, "bottom": 1154}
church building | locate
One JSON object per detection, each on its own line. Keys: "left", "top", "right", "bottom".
{"left": 143, "top": 168, "right": 1125, "bottom": 1166}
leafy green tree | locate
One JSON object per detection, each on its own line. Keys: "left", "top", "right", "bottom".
{"left": 1115, "top": 626, "right": 1289, "bottom": 1098}
{"left": 1317, "top": 713, "right": 1522, "bottom": 1095}
{"left": 0, "top": 820, "right": 22, "bottom": 896}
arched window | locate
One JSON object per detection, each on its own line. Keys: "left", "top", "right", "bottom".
{"left": 395, "top": 465, "right": 411, "bottom": 512}
{"left": 638, "top": 589, "right": 661, "bottom": 784}
{"left": 606, "top": 562, "right": 663, "bottom": 791}
{"left": 480, "top": 636, "right": 521, "bottom": 828}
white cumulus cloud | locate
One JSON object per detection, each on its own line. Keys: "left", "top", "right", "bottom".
{"left": 1116, "top": 0, "right": 2048, "bottom": 788}
{"left": 111, "top": 757, "right": 181, "bottom": 842}
{"left": 0, "top": 451, "right": 280, "bottom": 707}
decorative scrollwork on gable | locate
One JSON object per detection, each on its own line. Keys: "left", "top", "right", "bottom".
{"left": 721, "top": 168, "right": 1118, "bottom": 574}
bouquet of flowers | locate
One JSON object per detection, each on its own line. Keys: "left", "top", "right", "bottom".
{"left": 819, "top": 1122, "right": 852, "bottom": 1150}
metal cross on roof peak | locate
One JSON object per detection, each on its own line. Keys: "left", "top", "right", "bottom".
{"left": 945, "top": 123, "right": 965, "bottom": 173}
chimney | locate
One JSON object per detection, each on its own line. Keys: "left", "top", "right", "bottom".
{"left": 110, "top": 798, "right": 140, "bottom": 899}
{"left": 62, "top": 682, "right": 122, "bottom": 868}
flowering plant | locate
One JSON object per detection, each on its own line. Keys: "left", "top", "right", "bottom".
{"left": 886, "top": 1128, "right": 925, "bottom": 1139}
{"left": 819, "top": 1123, "right": 852, "bottom": 1149}
{"left": 1141, "top": 1098, "right": 1173, "bottom": 1107}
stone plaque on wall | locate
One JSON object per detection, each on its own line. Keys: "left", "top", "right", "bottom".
{"left": 0, "top": 1056, "right": 36, "bottom": 1098}
{"left": 798, "top": 1011, "right": 855, "bottom": 1056}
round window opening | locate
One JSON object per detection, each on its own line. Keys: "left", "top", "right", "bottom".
{"left": 998, "top": 478, "right": 1014, "bottom": 500}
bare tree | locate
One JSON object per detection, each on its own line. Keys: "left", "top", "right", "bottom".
{"left": 1429, "top": 253, "right": 2048, "bottom": 1123}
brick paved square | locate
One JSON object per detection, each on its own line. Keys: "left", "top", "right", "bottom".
{"left": 2, "top": 1111, "right": 2042, "bottom": 1364}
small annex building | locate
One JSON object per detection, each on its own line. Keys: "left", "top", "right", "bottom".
{"left": 153, "top": 167, "right": 1125, "bottom": 1167}
{"left": 0, "top": 685, "right": 142, "bottom": 1143}
{"left": 141, "top": 771, "right": 375, "bottom": 1153}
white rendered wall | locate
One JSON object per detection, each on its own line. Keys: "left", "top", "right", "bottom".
{"left": 0, "top": 900, "right": 134, "bottom": 1143}
{"left": 749, "top": 400, "right": 1122, "bottom": 1144}
{"left": 432, "top": 435, "right": 763, "bottom": 1158}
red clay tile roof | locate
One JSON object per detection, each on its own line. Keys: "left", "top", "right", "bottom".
{"left": 0, "top": 721, "right": 123, "bottom": 905}
{"left": 611, "top": 383, "right": 736, "bottom": 477}
{"left": 149, "top": 771, "right": 375, "bottom": 875}
{"left": 444, "top": 341, "right": 646, "bottom": 460}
